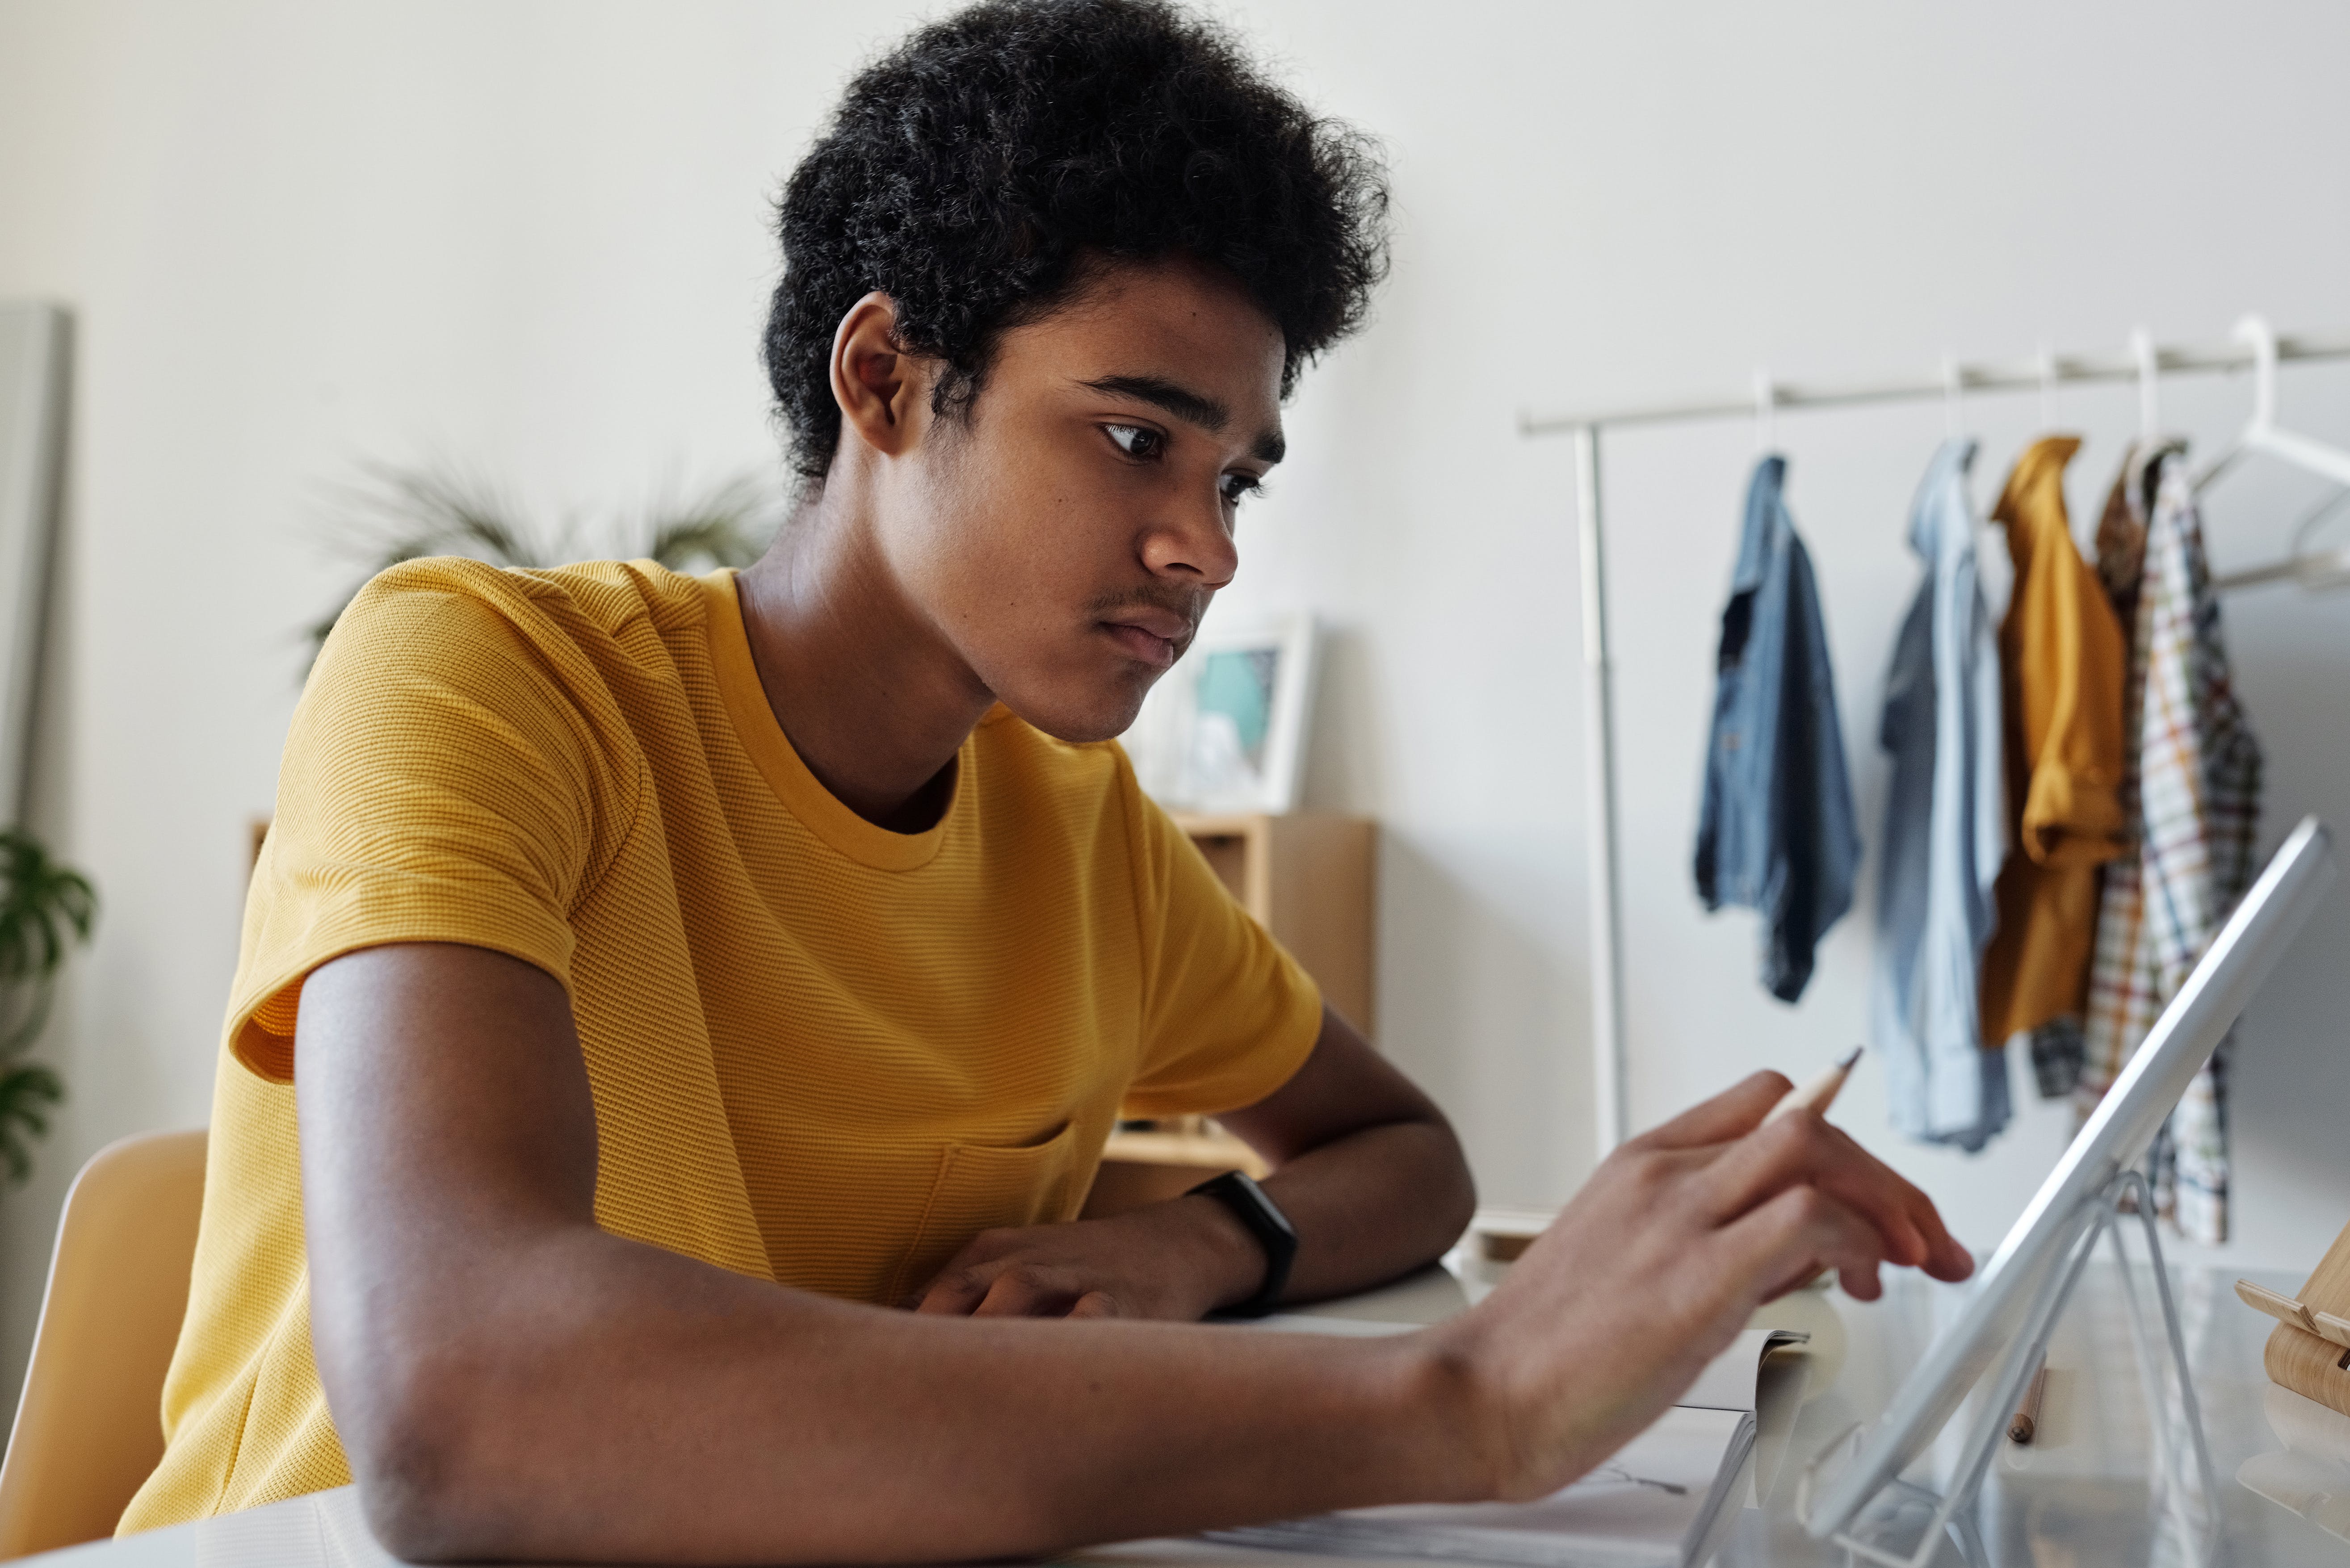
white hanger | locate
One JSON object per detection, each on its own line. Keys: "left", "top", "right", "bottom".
{"left": 2199, "top": 315, "right": 2350, "bottom": 593}
{"left": 1942, "top": 356, "right": 1964, "bottom": 439}
{"left": 2195, "top": 315, "right": 2350, "bottom": 495}
{"left": 2210, "top": 516, "right": 2350, "bottom": 593}
{"left": 2037, "top": 345, "right": 2058, "bottom": 431}
{"left": 1753, "top": 367, "right": 1776, "bottom": 455}
{"left": 2130, "top": 327, "right": 2160, "bottom": 442}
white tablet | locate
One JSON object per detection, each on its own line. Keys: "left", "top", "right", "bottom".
{"left": 1804, "top": 814, "right": 2337, "bottom": 1539}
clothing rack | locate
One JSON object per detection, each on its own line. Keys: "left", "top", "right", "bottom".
{"left": 1517, "top": 325, "right": 2350, "bottom": 1159}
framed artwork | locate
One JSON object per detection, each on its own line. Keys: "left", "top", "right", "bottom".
{"left": 0, "top": 304, "right": 69, "bottom": 826}
{"left": 1123, "top": 612, "right": 1317, "bottom": 814}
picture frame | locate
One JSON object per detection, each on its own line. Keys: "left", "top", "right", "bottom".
{"left": 1122, "top": 612, "right": 1317, "bottom": 814}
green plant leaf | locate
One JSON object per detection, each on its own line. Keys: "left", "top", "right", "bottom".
{"left": 0, "top": 830, "right": 89, "bottom": 1182}
{"left": 0, "top": 1064, "right": 64, "bottom": 1185}
{"left": 0, "top": 979, "right": 55, "bottom": 1059}
{"left": 642, "top": 474, "right": 774, "bottom": 570}
{"left": 306, "top": 463, "right": 780, "bottom": 671}
{"left": 0, "top": 830, "right": 97, "bottom": 989}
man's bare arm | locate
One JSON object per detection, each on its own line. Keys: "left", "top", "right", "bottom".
{"left": 298, "top": 941, "right": 1968, "bottom": 1563}
{"left": 297, "top": 944, "right": 1480, "bottom": 1562}
{"left": 1223, "top": 1006, "right": 1475, "bottom": 1301}
{"left": 910, "top": 1006, "right": 1474, "bottom": 1318}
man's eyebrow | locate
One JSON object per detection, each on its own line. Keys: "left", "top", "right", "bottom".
{"left": 1082, "top": 374, "right": 1230, "bottom": 432}
{"left": 1081, "top": 374, "right": 1284, "bottom": 465}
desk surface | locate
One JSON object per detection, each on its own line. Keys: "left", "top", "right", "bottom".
{"left": 25, "top": 1263, "right": 2343, "bottom": 1568}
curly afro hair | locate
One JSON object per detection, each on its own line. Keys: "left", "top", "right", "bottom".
{"left": 764, "top": 0, "right": 1390, "bottom": 484}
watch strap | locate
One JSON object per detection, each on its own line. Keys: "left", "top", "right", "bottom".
{"left": 1186, "top": 1169, "right": 1297, "bottom": 1318}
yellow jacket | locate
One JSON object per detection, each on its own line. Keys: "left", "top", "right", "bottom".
{"left": 1979, "top": 437, "right": 2130, "bottom": 1044}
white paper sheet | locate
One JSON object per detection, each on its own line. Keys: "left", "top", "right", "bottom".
{"left": 1209, "top": 1405, "right": 1749, "bottom": 1568}
{"left": 1202, "top": 1329, "right": 1805, "bottom": 1567}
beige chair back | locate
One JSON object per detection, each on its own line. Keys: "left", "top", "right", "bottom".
{"left": 0, "top": 1130, "right": 206, "bottom": 1559}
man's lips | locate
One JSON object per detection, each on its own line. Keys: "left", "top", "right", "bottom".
{"left": 1100, "top": 608, "right": 1192, "bottom": 668}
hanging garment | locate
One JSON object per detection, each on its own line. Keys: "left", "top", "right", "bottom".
{"left": 1978, "top": 436, "right": 2131, "bottom": 1055}
{"left": 2093, "top": 439, "right": 2177, "bottom": 646}
{"left": 1872, "top": 438, "right": 2010, "bottom": 1151}
{"left": 1695, "top": 454, "right": 1862, "bottom": 1003}
{"left": 2029, "top": 439, "right": 2183, "bottom": 1097}
{"left": 2081, "top": 448, "right": 2262, "bottom": 1245}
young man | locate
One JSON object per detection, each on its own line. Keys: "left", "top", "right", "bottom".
{"left": 126, "top": 0, "right": 1971, "bottom": 1559}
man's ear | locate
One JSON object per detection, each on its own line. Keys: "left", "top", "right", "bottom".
{"left": 829, "top": 292, "right": 929, "bottom": 459}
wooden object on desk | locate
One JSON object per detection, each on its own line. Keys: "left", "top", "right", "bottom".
{"left": 1462, "top": 1206, "right": 1557, "bottom": 1265}
{"left": 2240, "top": 1212, "right": 2350, "bottom": 1419}
{"left": 1084, "top": 811, "right": 1377, "bottom": 1219}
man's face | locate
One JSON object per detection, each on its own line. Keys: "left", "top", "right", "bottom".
{"left": 878, "top": 257, "right": 1286, "bottom": 743}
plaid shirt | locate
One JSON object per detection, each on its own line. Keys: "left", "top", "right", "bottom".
{"left": 2078, "top": 447, "right": 2262, "bottom": 1243}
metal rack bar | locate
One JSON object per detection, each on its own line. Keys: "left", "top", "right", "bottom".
{"left": 1523, "top": 326, "right": 2350, "bottom": 1156}
{"left": 1572, "top": 427, "right": 1626, "bottom": 1154}
{"left": 1520, "top": 329, "right": 2350, "bottom": 436}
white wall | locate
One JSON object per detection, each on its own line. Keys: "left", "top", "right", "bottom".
{"left": 1208, "top": 0, "right": 2350, "bottom": 1281}
{"left": 2, "top": 0, "right": 2347, "bottom": 1410}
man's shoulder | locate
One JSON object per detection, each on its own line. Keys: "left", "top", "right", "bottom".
{"left": 321, "top": 557, "right": 721, "bottom": 707}
{"left": 346, "top": 556, "right": 712, "bottom": 647}
{"left": 306, "top": 558, "right": 721, "bottom": 770}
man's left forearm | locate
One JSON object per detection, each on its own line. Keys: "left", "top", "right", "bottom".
{"left": 1253, "top": 1117, "right": 1475, "bottom": 1303}
{"left": 909, "top": 1006, "right": 1475, "bottom": 1320}
{"left": 1211, "top": 1004, "right": 1477, "bottom": 1306}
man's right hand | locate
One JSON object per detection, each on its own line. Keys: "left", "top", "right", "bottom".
{"left": 1435, "top": 1072, "right": 1974, "bottom": 1502}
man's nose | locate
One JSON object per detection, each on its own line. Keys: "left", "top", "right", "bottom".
{"left": 1140, "top": 498, "right": 1238, "bottom": 589}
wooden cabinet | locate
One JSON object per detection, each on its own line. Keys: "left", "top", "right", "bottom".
{"left": 1083, "top": 812, "right": 1376, "bottom": 1216}
{"left": 1171, "top": 812, "right": 1376, "bottom": 1035}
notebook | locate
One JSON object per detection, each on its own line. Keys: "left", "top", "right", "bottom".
{"left": 1205, "top": 1325, "right": 1806, "bottom": 1568}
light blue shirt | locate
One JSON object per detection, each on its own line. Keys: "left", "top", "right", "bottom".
{"left": 1872, "top": 438, "right": 2010, "bottom": 1151}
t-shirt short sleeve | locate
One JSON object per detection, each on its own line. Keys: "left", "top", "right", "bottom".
{"left": 228, "top": 564, "right": 632, "bottom": 1082}
{"left": 1119, "top": 776, "right": 1323, "bottom": 1119}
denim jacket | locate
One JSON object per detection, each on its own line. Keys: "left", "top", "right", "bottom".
{"left": 1694, "top": 455, "right": 1861, "bottom": 1002}
{"left": 1871, "top": 438, "right": 2010, "bottom": 1151}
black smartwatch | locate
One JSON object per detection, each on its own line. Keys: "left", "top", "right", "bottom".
{"left": 1186, "top": 1170, "right": 1298, "bottom": 1318}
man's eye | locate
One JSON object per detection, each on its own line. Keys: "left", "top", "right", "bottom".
{"left": 1104, "top": 423, "right": 1164, "bottom": 460}
{"left": 1221, "top": 472, "right": 1265, "bottom": 505}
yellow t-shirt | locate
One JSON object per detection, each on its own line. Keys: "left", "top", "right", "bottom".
{"left": 121, "top": 559, "right": 1321, "bottom": 1532}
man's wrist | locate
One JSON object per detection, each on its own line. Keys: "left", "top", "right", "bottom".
{"left": 1397, "top": 1318, "right": 1513, "bottom": 1504}
{"left": 1163, "top": 1190, "right": 1275, "bottom": 1313}
{"left": 1184, "top": 1171, "right": 1297, "bottom": 1315}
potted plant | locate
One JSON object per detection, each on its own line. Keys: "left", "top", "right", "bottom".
{"left": 0, "top": 829, "right": 94, "bottom": 1182}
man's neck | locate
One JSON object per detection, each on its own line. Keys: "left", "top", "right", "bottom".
{"left": 732, "top": 491, "right": 994, "bottom": 833}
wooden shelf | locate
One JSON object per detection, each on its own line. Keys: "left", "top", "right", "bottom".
{"left": 1167, "top": 810, "right": 1376, "bottom": 1036}
{"left": 1084, "top": 1126, "right": 1268, "bottom": 1217}
{"left": 1100, "top": 1125, "right": 1267, "bottom": 1175}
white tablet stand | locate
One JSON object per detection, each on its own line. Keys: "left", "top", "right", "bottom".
{"left": 1796, "top": 1168, "right": 2220, "bottom": 1568}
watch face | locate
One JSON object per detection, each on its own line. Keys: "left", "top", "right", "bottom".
{"left": 1232, "top": 1174, "right": 1297, "bottom": 1242}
